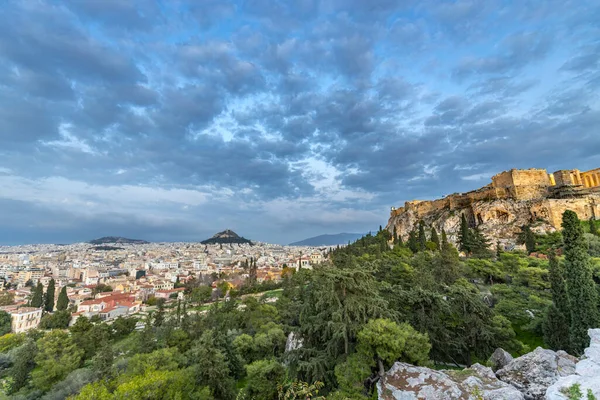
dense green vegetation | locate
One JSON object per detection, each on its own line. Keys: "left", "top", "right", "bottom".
{"left": 0, "top": 214, "right": 598, "bottom": 399}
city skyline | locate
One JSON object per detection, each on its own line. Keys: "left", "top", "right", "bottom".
{"left": 1, "top": 0, "right": 599, "bottom": 245}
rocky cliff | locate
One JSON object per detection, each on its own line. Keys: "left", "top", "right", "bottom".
{"left": 386, "top": 168, "right": 600, "bottom": 247}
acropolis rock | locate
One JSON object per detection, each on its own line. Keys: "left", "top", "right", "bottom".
{"left": 386, "top": 168, "right": 600, "bottom": 247}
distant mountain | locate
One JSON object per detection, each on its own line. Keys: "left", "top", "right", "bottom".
{"left": 290, "top": 233, "right": 365, "bottom": 246}
{"left": 88, "top": 236, "right": 149, "bottom": 245}
{"left": 201, "top": 229, "right": 252, "bottom": 245}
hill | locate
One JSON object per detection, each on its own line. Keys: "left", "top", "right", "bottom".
{"left": 200, "top": 229, "right": 252, "bottom": 245}
{"left": 387, "top": 167, "right": 600, "bottom": 247}
{"left": 88, "top": 236, "right": 149, "bottom": 245}
{"left": 289, "top": 233, "right": 364, "bottom": 246}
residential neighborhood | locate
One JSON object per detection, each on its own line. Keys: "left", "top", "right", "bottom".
{"left": 0, "top": 240, "right": 330, "bottom": 332}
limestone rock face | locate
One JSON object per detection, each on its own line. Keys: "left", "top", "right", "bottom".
{"left": 488, "top": 348, "right": 514, "bottom": 372}
{"left": 546, "top": 329, "right": 600, "bottom": 399}
{"left": 495, "top": 347, "right": 576, "bottom": 399}
{"left": 377, "top": 362, "right": 524, "bottom": 400}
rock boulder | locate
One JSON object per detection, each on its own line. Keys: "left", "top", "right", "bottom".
{"left": 378, "top": 362, "right": 524, "bottom": 399}
{"left": 489, "top": 348, "right": 514, "bottom": 372}
{"left": 546, "top": 329, "right": 600, "bottom": 399}
{"left": 495, "top": 347, "right": 576, "bottom": 399}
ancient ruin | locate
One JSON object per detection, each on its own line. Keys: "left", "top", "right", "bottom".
{"left": 386, "top": 168, "right": 600, "bottom": 246}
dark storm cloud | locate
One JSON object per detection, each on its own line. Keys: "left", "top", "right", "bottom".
{"left": 0, "top": 0, "right": 599, "bottom": 244}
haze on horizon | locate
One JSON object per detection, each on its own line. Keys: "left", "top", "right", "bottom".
{"left": 0, "top": 0, "right": 599, "bottom": 246}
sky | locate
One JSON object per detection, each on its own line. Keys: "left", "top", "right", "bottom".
{"left": 0, "top": 0, "right": 599, "bottom": 245}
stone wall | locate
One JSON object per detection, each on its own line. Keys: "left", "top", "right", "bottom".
{"left": 386, "top": 167, "right": 600, "bottom": 246}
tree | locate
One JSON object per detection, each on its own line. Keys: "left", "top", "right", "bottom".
{"left": 9, "top": 339, "right": 37, "bottom": 394}
{"left": 393, "top": 226, "right": 398, "bottom": 245}
{"left": 44, "top": 278, "right": 56, "bottom": 312}
{"left": 242, "top": 359, "right": 286, "bottom": 400}
{"left": 32, "top": 330, "right": 84, "bottom": 391}
{"left": 56, "top": 286, "right": 69, "bottom": 311}
{"left": 188, "top": 330, "right": 236, "bottom": 400}
{"left": 154, "top": 299, "right": 165, "bottom": 327}
{"left": 543, "top": 250, "right": 570, "bottom": 351}
{"left": 191, "top": 285, "right": 213, "bottom": 304}
{"left": 407, "top": 229, "right": 419, "bottom": 253}
{"left": 93, "top": 338, "right": 114, "bottom": 381}
{"left": 418, "top": 221, "right": 427, "bottom": 251}
{"left": 30, "top": 282, "right": 43, "bottom": 308}
{"left": 562, "top": 210, "right": 600, "bottom": 354}
{"left": 0, "top": 291, "right": 15, "bottom": 306}
{"left": 590, "top": 217, "right": 598, "bottom": 236}
{"left": 249, "top": 257, "right": 258, "bottom": 285}
{"left": 0, "top": 310, "right": 11, "bottom": 336}
{"left": 40, "top": 310, "right": 71, "bottom": 329}
{"left": 357, "top": 319, "right": 430, "bottom": 393}
{"left": 458, "top": 214, "right": 471, "bottom": 253}
{"left": 431, "top": 227, "right": 440, "bottom": 250}
{"left": 469, "top": 228, "right": 492, "bottom": 258}
{"left": 524, "top": 226, "right": 536, "bottom": 254}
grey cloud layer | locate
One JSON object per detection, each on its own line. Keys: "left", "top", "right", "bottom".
{"left": 0, "top": 0, "right": 599, "bottom": 244}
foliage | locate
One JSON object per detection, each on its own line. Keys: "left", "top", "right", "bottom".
{"left": 241, "top": 359, "right": 286, "bottom": 399}
{"left": 40, "top": 310, "right": 71, "bottom": 330}
{"left": 0, "top": 290, "right": 15, "bottom": 306}
{"left": 44, "top": 279, "right": 56, "bottom": 312}
{"left": 30, "top": 283, "right": 43, "bottom": 308}
{"left": 543, "top": 251, "right": 571, "bottom": 351}
{"left": 56, "top": 286, "right": 69, "bottom": 311}
{"left": 32, "top": 330, "right": 84, "bottom": 391}
{"left": 0, "top": 311, "right": 12, "bottom": 336}
{"left": 562, "top": 210, "right": 600, "bottom": 354}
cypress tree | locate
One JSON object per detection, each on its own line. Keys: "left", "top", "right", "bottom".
{"left": 44, "top": 279, "right": 55, "bottom": 312}
{"left": 418, "top": 221, "right": 427, "bottom": 251}
{"left": 524, "top": 226, "right": 536, "bottom": 254}
{"left": 56, "top": 286, "right": 69, "bottom": 311}
{"left": 441, "top": 228, "right": 450, "bottom": 251}
{"left": 590, "top": 217, "right": 598, "bottom": 236}
{"left": 562, "top": 210, "right": 600, "bottom": 354}
{"left": 407, "top": 229, "right": 419, "bottom": 253}
{"left": 30, "top": 283, "right": 43, "bottom": 308}
{"left": 469, "top": 228, "right": 491, "bottom": 258}
{"left": 458, "top": 214, "right": 471, "bottom": 254}
{"left": 393, "top": 226, "right": 398, "bottom": 245}
{"left": 543, "top": 250, "right": 571, "bottom": 351}
{"left": 431, "top": 227, "right": 440, "bottom": 250}
{"left": 176, "top": 299, "right": 182, "bottom": 326}
{"left": 154, "top": 300, "right": 165, "bottom": 327}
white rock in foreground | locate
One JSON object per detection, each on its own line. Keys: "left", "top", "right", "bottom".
{"left": 495, "top": 347, "right": 577, "bottom": 399}
{"left": 546, "top": 329, "right": 600, "bottom": 400}
{"left": 377, "top": 362, "right": 524, "bottom": 399}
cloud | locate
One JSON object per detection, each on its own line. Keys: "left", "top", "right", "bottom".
{"left": 0, "top": 0, "right": 598, "bottom": 244}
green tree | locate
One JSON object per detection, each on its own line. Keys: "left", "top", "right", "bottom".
{"left": 418, "top": 221, "right": 427, "bottom": 251}
{"left": 93, "top": 339, "right": 114, "bottom": 381}
{"left": 470, "top": 228, "right": 492, "bottom": 258}
{"left": 431, "top": 227, "right": 440, "bottom": 250}
{"left": 188, "top": 330, "right": 236, "bottom": 400}
{"left": 56, "top": 286, "right": 69, "bottom": 311}
{"left": 524, "top": 226, "right": 536, "bottom": 254}
{"left": 458, "top": 214, "right": 471, "bottom": 253}
{"left": 407, "top": 229, "right": 419, "bottom": 253}
{"left": 242, "top": 359, "right": 286, "bottom": 400}
{"left": 44, "top": 278, "right": 56, "bottom": 312}
{"left": 543, "top": 250, "right": 571, "bottom": 351}
{"left": 562, "top": 210, "right": 600, "bottom": 354}
{"left": 191, "top": 285, "right": 213, "bottom": 304}
{"left": 0, "top": 310, "right": 11, "bottom": 335}
{"left": 154, "top": 299, "right": 165, "bottom": 327}
{"left": 32, "top": 330, "right": 84, "bottom": 391}
{"left": 8, "top": 339, "right": 37, "bottom": 394}
{"left": 393, "top": 226, "right": 398, "bottom": 245}
{"left": 40, "top": 310, "right": 71, "bottom": 329}
{"left": 30, "top": 282, "right": 43, "bottom": 308}
{"left": 358, "top": 318, "right": 429, "bottom": 376}
{"left": 589, "top": 217, "right": 598, "bottom": 236}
